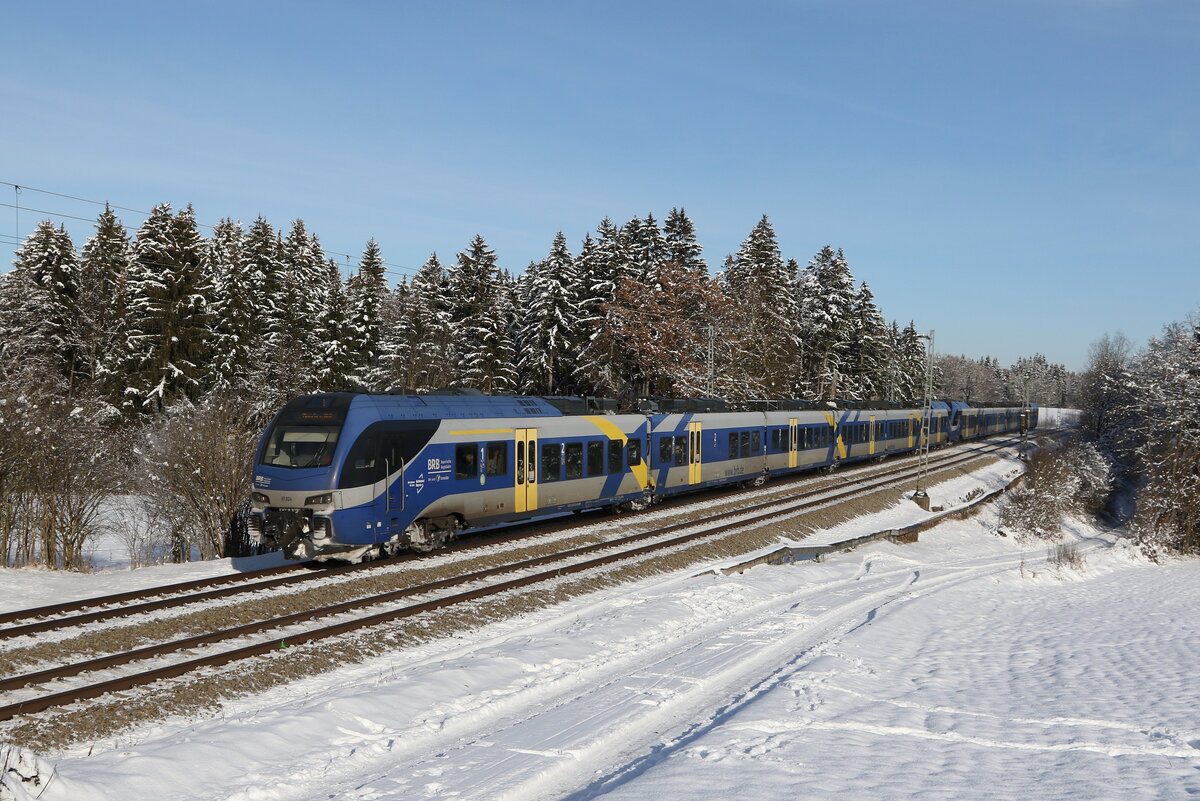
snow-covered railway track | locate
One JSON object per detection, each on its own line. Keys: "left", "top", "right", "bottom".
{"left": 0, "top": 430, "right": 1054, "bottom": 645}
{"left": 0, "top": 434, "right": 1043, "bottom": 728}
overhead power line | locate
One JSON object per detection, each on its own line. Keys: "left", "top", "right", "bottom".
{"left": 0, "top": 181, "right": 421, "bottom": 279}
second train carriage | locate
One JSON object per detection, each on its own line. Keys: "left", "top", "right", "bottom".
{"left": 249, "top": 392, "right": 1035, "bottom": 562}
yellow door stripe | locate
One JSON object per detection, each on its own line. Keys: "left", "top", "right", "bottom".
{"left": 583, "top": 415, "right": 650, "bottom": 490}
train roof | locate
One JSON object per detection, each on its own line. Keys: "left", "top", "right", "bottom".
{"left": 278, "top": 392, "right": 564, "bottom": 423}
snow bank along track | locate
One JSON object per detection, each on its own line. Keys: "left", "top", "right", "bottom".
{"left": 0, "top": 430, "right": 1060, "bottom": 727}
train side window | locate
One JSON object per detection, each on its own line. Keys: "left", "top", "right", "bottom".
{"left": 658, "top": 436, "right": 673, "bottom": 465}
{"left": 516, "top": 441, "right": 525, "bottom": 483}
{"left": 565, "top": 443, "right": 584, "bottom": 479}
{"left": 608, "top": 440, "right": 624, "bottom": 474}
{"left": 674, "top": 436, "right": 687, "bottom": 466}
{"left": 770, "top": 429, "right": 780, "bottom": 451}
{"left": 627, "top": 438, "right": 642, "bottom": 466}
{"left": 751, "top": 430, "right": 761, "bottom": 453}
{"left": 340, "top": 433, "right": 382, "bottom": 487}
{"left": 739, "top": 431, "right": 751, "bottom": 458}
{"left": 541, "top": 443, "right": 562, "bottom": 483}
{"left": 728, "top": 433, "right": 738, "bottom": 459}
{"left": 485, "top": 442, "right": 507, "bottom": 477}
{"left": 455, "top": 443, "right": 478, "bottom": 479}
{"left": 587, "top": 441, "right": 605, "bottom": 476}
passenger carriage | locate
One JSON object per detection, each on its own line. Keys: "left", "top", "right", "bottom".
{"left": 249, "top": 392, "right": 1035, "bottom": 562}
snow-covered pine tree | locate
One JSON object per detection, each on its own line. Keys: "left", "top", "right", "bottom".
{"left": 517, "top": 232, "right": 579, "bottom": 394}
{"left": 623, "top": 213, "right": 666, "bottom": 285}
{"left": 663, "top": 207, "right": 707, "bottom": 276}
{"left": 346, "top": 238, "right": 388, "bottom": 382}
{"left": 278, "top": 220, "right": 328, "bottom": 362}
{"left": 721, "top": 215, "right": 799, "bottom": 398}
{"left": 400, "top": 253, "right": 454, "bottom": 392}
{"left": 241, "top": 216, "right": 284, "bottom": 357}
{"left": 448, "top": 235, "right": 517, "bottom": 393}
{"left": 368, "top": 277, "right": 412, "bottom": 392}
{"left": 0, "top": 220, "right": 85, "bottom": 391}
{"left": 846, "top": 281, "right": 890, "bottom": 400}
{"left": 206, "top": 218, "right": 251, "bottom": 389}
{"left": 798, "top": 245, "right": 856, "bottom": 400}
{"left": 894, "top": 321, "right": 928, "bottom": 402}
{"left": 78, "top": 205, "right": 133, "bottom": 395}
{"left": 121, "top": 204, "right": 215, "bottom": 412}
{"left": 314, "top": 257, "right": 356, "bottom": 392}
{"left": 569, "top": 233, "right": 601, "bottom": 394}
{"left": 487, "top": 274, "right": 519, "bottom": 393}
{"left": 574, "top": 220, "right": 639, "bottom": 397}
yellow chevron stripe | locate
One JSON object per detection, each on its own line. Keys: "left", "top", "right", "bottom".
{"left": 583, "top": 415, "right": 650, "bottom": 490}
{"left": 823, "top": 411, "right": 846, "bottom": 460}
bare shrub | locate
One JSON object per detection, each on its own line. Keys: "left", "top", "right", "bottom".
{"left": 999, "top": 441, "right": 1113, "bottom": 541}
{"left": 107, "top": 495, "right": 171, "bottom": 569}
{"left": 0, "top": 373, "right": 121, "bottom": 570}
{"left": 1047, "top": 541, "right": 1085, "bottom": 571}
{"left": 134, "top": 391, "right": 260, "bottom": 561}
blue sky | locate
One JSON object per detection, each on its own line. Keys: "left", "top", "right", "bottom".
{"left": 3, "top": 0, "right": 1197, "bottom": 371}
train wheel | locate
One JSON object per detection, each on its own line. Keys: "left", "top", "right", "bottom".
{"left": 405, "top": 520, "right": 448, "bottom": 553}
{"left": 623, "top": 493, "right": 655, "bottom": 512}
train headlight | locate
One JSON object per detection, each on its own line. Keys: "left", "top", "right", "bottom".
{"left": 251, "top": 492, "right": 270, "bottom": 505}
{"left": 305, "top": 493, "right": 334, "bottom": 506}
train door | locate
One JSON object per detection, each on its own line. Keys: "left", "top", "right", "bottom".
{"left": 687, "top": 421, "right": 703, "bottom": 485}
{"left": 868, "top": 415, "right": 877, "bottom": 456}
{"left": 514, "top": 428, "right": 538, "bottom": 514}
{"left": 788, "top": 418, "right": 799, "bottom": 468}
{"left": 386, "top": 463, "right": 402, "bottom": 512}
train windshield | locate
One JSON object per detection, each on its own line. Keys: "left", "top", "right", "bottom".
{"left": 260, "top": 425, "right": 340, "bottom": 469}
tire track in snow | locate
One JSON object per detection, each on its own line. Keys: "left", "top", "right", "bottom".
{"left": 311, "top": 546, "right": 1051, "bottom": 801}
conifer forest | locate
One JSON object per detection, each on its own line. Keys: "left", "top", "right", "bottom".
{"left": 0, "top": 204, "right": 1080, "bottom": 568}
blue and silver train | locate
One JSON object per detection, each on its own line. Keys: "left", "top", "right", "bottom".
{"left": 248, "top": 392, "right": 1037, "bottom": 561}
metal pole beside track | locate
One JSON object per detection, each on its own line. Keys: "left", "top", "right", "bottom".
{"left": 914, "top": 330, "right": 935, "bottom": 510}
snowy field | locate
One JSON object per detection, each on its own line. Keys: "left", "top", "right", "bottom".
{"left": 3, "top": 446, "right": 1199, "bottom": 800}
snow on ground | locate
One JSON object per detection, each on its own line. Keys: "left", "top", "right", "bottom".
{"left": 0, "top": 550, "right": 292, "bottom": 615}
{"left": 3, "top": 446, "right": 1199, "bottom": 801}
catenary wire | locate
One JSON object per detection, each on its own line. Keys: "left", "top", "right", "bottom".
{"left": 0, "top": 184, "right": 420, "bottom": 279}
